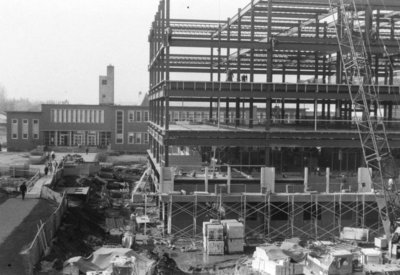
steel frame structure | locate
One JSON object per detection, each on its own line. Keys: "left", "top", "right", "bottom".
{"left": 148, "top": 0, "right": 400, "bottom": 242}
{"left": 148, "top": 0, "right": 400, "bottom": 168}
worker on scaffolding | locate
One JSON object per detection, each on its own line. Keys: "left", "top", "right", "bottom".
{"left": 226, "top": 69, "right": 234, "bottom": 81}
{"left": 370, "top": 26, "right": 378, "bottom": 41}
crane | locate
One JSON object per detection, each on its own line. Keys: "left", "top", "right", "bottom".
{"left": 327, "top": 0, "right": 400, "bottom": 240}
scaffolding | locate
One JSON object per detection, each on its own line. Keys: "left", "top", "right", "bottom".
{"left": 161, "top": 193, "right": 381, "bottom": 241}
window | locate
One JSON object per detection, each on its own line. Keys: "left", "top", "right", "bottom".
{"left": 32, "top": 119, "right": 39, "bottom": 139}
{"left": 100, "top": 110, "right": 104, "bottom": 123}
{"left": 51, "top": 109, "right": 57, "bottom": 122}
{"left": 143, "top": 133, "right": 149, "bottom": 144}
{"left": 22, "top": 119, "right": 28, "bottom": 139}
{"left": 136, "top": 111, "right": 141, "bottom": 122}
{"left": 86, "top": 110, "right": 91, "bottom": 123}
{"left": 128, "top": 132, "right": 135, "bottom": 144}
{"left": 58, "top": 109, "right": 63, "bottom": 123}
{"left": 135, "top": 132, "right": 142, "bottom": 144}
{"left": 128, "top": 111, "right": 135, "bottom": 122}
{"left": 144, "top": 111, "right": 149, "bottom": 121}
{"left": 102, "top": 79, "right": 107, "bottom": 85}
{"left": 11, "top": 119, "right": 18, "bottom": 139}
{"left": 116, "top": 110, "right": 124, "bottom": 144}
{"left": 82, "top": 109, "right": 86, "bottom": 123}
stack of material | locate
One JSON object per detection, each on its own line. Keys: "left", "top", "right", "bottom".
{"left": 224, "top": 220, "right": 244, "bottom": 254}
{"left": 340, "top": 227, "right": 369, "bottom": 241}
{"left": 203, "top": 221, "right": 224, "bottom": 255}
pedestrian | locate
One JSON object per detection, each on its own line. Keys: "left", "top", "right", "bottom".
{"left": 20, "top": 182, "right": 27, "bottom": 200}
{"left": 51, "top": 151, "right": 55, "bottom": 161}
{"left": 86, "top": 147, "right": 89, "bottom": 155}
{"left": 48, "top": 162, "right": 53, "bottom": 173}
{"left": 44, "top": 165, "right": 49, "bottom": 176}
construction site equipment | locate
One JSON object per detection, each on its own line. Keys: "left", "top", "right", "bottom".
{"left": 306, "top": 249, "right": 353, "bottom": 275}
{"left": 328, "top": 0, "right": 400, "bottom": 239}
{"left": 252, "top": 245, "right": 303, "bottom": 275}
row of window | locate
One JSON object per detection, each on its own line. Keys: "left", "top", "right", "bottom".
{"left": 50, "top": 109, "right": 105, "bottom": 124}
{"left": 168, "top": 111, "right": 255, "bottom": 122}
{"left": 49, "top": 109, "right": 149, "bottom": 124}
{"left": 128, "top": 110, "right": 149, "bottom": 122}
{"left": 128, "top": 132, "right": 149, "bottom": 145}
{"left": 11, "top": 119, "right": 39, "bottom": 140}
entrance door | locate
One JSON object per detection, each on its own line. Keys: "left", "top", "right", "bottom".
{"left": 87, "top": 134, "right": 96, "bottom": 146}
{"left": 60, "top": 134, "right": 69, "bottom": 146}
{"left": 73, "top": 134, "right": 83, "bottom": 146}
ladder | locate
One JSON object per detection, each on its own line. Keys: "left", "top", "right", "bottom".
{"left": 328, "top": 0, "right": 400, "bottom": 239}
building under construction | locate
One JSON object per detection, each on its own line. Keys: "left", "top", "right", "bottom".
{"left": 147, "top": 0, "right": 400, "bottom": 241}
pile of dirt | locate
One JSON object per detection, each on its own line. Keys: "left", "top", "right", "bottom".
{"left": 38, "top": 207, "right": 106, "bottom": 271}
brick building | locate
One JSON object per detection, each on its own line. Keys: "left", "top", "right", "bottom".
{"left": 6, "top": 66, "right": 150, "bottom": 153}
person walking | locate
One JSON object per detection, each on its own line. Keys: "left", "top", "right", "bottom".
{"left": 44, "top": 165, "right": 49, "bottom": 176}
{"left": 20, "top": 182, "right": 27, "bottom": 200}
{"left": 85, "top": 147, "right": 89, "bottom": 155}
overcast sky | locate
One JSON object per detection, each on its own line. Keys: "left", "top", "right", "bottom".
{"left": 0, "top": 0, "right": 248, "bottom": 105}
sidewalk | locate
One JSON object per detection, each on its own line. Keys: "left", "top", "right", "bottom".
{"left": 0, "top": 198, "right": 39, "bottom": 244}
{"left": 0, "top": 198, "right": 56, "bottom": 274}
{"left": 26, "top": 152, "right": 97, "bottom": 198}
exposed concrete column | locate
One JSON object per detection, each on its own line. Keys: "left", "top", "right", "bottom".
{"left": 227, "top": 165, "right": 231, "bottom": 194}
{"left": 69, "top": 131, "right": 72, "bottom": 147}
{"left": 205, "top": 167, "right": 209, "bottom": 192}
{"left": 167, "top": 196, "right": 172, "bottom": 235}
{"left": 326, "top": 167, "right": 330, "bottom": 193}
{"left": 304, "top": 167, "right": 309, "bottom": 192}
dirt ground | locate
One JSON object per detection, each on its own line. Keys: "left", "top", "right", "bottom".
{"left": 106, "top": 154, "right": 148, "bottom": 164}
{"left": 0, "top": 152, "right": 31, "bottom": 167}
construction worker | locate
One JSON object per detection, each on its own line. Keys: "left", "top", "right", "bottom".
{"left": 20, "top": 182, "right": 27, "bottom": 200}
{"left": 226, "top": 69, "right": 233, "bottom": 81}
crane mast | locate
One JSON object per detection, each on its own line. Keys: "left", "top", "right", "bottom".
{"left": 328, "top": 0, "right": 400, "bottom": 239}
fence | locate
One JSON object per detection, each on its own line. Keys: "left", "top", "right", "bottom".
{"left": 0, "top": 166, "right": 40, "bottom": 178}
{"left": 20, "top": 189, "right": 67, "bottom": 275}
{"left": 25, "top": 170, "right": 41, "bottom": 191}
